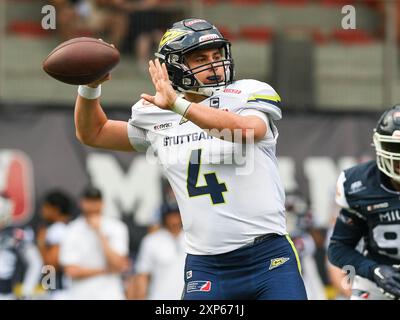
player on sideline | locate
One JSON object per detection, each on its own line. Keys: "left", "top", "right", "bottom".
{"left": 328, "top": 105, "right": 400, "bottom": 300}
{"left": 74, "top": 18, "right": 307, "bottom": 300}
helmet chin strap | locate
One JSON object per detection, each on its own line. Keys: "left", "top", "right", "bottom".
{"left": 189, "top": 87, "right": 223, "bottom": 97}
{"left": 180, "top": 75, "right": 226, "bottom": 97}
{"left": 180, "top": 85, "right": 225, "bottom": 97}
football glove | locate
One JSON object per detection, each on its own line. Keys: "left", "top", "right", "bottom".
{"left": 372, "top": 265, "right": 400, "bottom": 299}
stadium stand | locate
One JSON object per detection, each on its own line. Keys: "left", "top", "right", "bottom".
{"left": 0, "top": 0, "right": 394, "bottom": 110}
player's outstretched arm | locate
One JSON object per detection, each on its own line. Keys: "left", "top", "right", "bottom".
{"left": 328, "top": 208, "right": 378, "bottom": 280}
{"left": 74, "top": 74, "right": 135, "bottom": 152}
{"left": 185, "top": 103, "right": 267, "bottom": 141}
{"left": 141, "top": 59, "right": 267, "bottom": 142}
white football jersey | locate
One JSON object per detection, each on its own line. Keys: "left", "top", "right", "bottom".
{"left": 128, "top": 79, "right": 287, "bottom": 255}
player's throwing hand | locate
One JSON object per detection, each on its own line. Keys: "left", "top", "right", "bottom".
{"left": 141, "top": 59, "right": 177, "bottom": 110}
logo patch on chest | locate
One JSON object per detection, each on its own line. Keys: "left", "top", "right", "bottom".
{"left": 367, "top": 202, "right": 389, "bottom": 212}
{"left": 349, "top": 180, "right": 366, "bottom": 194}
{"left": 210, "top": 98, "right": 220, "bottom": 108}
{"left": 223, "top": 88, "right": 241, "bottom": 94}
{"left": 179, "top": 117, "right": 189, "bottom": 125}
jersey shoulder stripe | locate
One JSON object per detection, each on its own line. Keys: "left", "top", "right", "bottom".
{"left": 228, "top": 79, "right": 282, "bottom": 120}
{"left": 247, "top": 93, "right": 281, "bottom": 107}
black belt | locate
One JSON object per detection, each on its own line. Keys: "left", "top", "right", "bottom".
{"left": 254, "top": 233, "right": 280, "bottom": 244}
{"left": 242, "top": 233, "right": 280, "bottom": 248}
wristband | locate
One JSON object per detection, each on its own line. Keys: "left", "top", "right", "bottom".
{"left": 78, "top": 85, "right": 101, "bottom": 100}
{"left": 172, "top": 97, "right": 191, "bottom": 116}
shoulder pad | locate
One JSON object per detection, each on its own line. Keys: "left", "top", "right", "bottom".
{"left": 130, "top": 99, "right": 178, "bottom": 131}
{"left": 227, "top": 79, "right": 274, "bottom": 95}
{"left": 228, "top": 80, "right": 282, "bottom": 120}
{"left": 336, "top": 171, "right": 350, "bottom": 209}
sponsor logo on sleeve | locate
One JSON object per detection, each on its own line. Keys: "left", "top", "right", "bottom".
{"left": 153, "top": 122, "right": 173, "bottom": 131}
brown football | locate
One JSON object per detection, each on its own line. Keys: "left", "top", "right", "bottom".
{"left": 42, "top": 37, "right": 120, "bottom": 85}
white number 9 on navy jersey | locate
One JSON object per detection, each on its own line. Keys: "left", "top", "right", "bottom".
{"left": 373, "top": 225, "right": 400, "bottom": 260}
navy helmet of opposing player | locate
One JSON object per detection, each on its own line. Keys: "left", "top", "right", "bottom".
{"left": 373, "top": 105, "right": 400, "bottom": 181}
{"left": 156, "top": 18, "right": 235, "bottom": 96}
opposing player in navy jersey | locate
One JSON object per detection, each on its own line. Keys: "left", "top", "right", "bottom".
{"left": 74, "top": 18, "right": 307, "bottom": 299}
{"left": 328, "top": 105, "right": 400, "bottom": 300}
{"left": 0, "top": 195, "right": 43, "bottom": 299}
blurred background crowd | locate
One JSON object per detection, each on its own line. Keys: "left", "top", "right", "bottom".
{"left": 0, "top": 0, "right": 399, "bottom": 300}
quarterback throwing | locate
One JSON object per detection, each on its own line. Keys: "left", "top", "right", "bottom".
{"left": 74, "top": 18, "right": 307, "bottom": 300}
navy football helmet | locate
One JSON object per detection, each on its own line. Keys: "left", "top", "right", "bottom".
{"left": 373, "top": 105, "right": 400, "bottom": 181}
{"left": 156, "top": 18, "right": 234, "bottom": 96}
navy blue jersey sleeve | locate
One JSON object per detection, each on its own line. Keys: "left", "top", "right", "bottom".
{"left": 328, "top": 208, "right": 379, "bottom": 281}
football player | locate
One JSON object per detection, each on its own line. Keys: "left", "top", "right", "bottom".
{"left": 328, "top": 105, "right": 400, "bottom": 300}
{"left": 36, "top": 190, "right": 74, "bottom": 299}
{"left": 0, "top": 195, "right": 43, "bottom": 300}
{"left": 74, "top": 18, "right": 307, "bottom": 299}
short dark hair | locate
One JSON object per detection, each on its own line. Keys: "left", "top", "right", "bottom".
{"left": 43, "top": 190, "right": 72, "bottom": 216}
{"left": 160, "top": 202, "right": 180, "bottom": 224}
{"left": 81, "top": 185, "right": 102, "bottom": 200}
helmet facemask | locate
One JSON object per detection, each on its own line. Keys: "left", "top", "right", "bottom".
{"left": 180, "top": 43, "right": 233, "bottom": 96}
{"left": 373, "top": 131, "right": 400, "bottom": 182}
{"left": 157, "top": 38, "right": 235, "bottom": 97}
